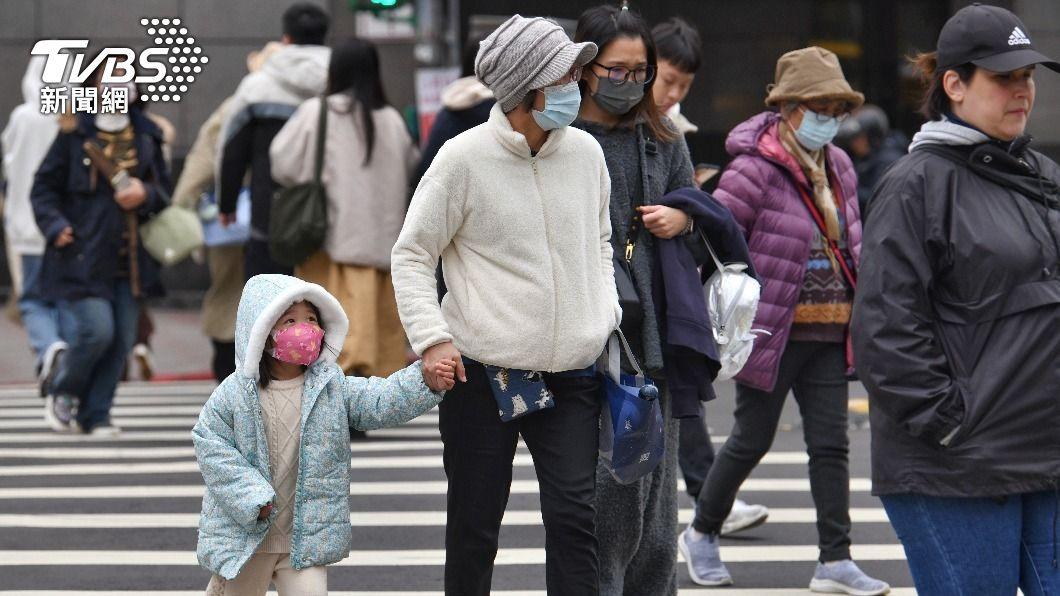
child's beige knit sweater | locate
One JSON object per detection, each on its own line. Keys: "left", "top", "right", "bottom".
{"left": 256, "top": 374, "right": 304, "bottom": 553}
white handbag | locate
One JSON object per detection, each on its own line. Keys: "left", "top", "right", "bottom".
{"left": 700, "top": 232, "right": 769, "bottom": 380}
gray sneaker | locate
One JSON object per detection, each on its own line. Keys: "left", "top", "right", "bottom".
{"left": 678, "top": 528, "right": 734, "bottom": 586}
{"left": 810, "top": 560, "right": 890, "bottom": 595}
{"left": 43, "top": 394, "right": 77, "bottom": 432}
{"left": 721, "top": 498, "right": 770, "bottom": 536}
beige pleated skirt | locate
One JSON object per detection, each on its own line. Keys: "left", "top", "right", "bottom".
{"left": 295, "top": 250, "right": 409, "bottom": 378}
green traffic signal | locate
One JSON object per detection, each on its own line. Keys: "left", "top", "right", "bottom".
{"left": 349, "top": 0, "right": 408, "bottom": 11}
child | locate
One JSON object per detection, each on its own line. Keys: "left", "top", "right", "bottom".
{"left": 194, "top": 274, "right": 455, "bottom": 595}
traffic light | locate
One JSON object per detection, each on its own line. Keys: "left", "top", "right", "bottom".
{"left": 349, "top": 0, "right": 411, "bottom": 12}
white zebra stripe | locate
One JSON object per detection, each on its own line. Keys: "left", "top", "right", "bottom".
{"left": 0, "top": 427, "right": 448, "bottom": 442}
{"left": 0, "top": 544, "right": 908, "bottom": 566}
{"left": 0, "top": 508, "right": 889, "bottom": 528}
{"left": 0, "top": 383, "right": 216, "bottom": 398}
{"left": 0, "top": 435, "right": 731, "bottom": 458}
{"left": 0, "top": 585, "right": 920, "bottom": 589}
{"left": 0, "top": 415, "right": 441, "bottom": 429}
{"left": 0, "top": 407, "right": 443, "bottom": 422}
{"left": 0, "top": 478, "right": 874, "bottom": 499}
{"left": 0, "top": 451, "right": 811, "bottom": 476}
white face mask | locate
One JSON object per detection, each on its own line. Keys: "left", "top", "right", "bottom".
{"left": 94, "top": 113, "right": 130, "bottom": 132}
{"left": 794, "top": 108, "right": 841, "bottom": 151}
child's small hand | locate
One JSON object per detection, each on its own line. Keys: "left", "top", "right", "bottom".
{"left": 425, "top": 358, "right": 457, "bottom": 392}
{"left": 257, "top": 503, "right": 273, "bottom": 520}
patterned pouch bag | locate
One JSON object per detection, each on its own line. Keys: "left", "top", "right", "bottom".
{"left": 482, "top": 364, "right": 556, "bottom": 422}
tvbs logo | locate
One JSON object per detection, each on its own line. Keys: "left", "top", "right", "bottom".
{"left": 31, "top": 17, "right": 208, "bottom": 114}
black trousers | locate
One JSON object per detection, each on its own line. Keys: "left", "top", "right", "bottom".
{"left": 211, "top": 340, "right": 235, "bottom": 383}
{"left": 692, "top": 341, "right": 852, "bottom": 562}
{"left": 678, "top": 406, "right": 716, "bottom": 499}
{"left": 439, "top": 359, "right": 602, "bottom": 596}
{"left": 244, "top": 239, "right": 292, "bottom": 280}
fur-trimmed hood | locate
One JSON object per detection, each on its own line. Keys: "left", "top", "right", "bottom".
{"left": 234, "top": 274, "right": 349, "bottom": 379}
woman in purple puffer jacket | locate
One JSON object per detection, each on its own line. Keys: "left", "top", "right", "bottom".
{"left": 676, "top": 47, "right": 890, "bottom": 596}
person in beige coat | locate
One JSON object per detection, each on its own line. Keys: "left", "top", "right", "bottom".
{"left": 173, "top": 43, "right": 284, "bottom": 381}
{"left": 270, "top": 38, "right": 419, "bottom": 378}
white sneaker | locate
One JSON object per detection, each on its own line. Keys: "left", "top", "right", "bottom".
{"left": 133, "top": 344, "right": 154, "bottom": 380}
{"left": 43, "top": 394, "right": 77, "bottom": 433}
{"left": 721, "top": 499, "right": 769, "bottom": 536}
{"left": 89, "top": 423, "right": 122, "bottom": 438}
{"left": 38, "top": 341, "right": 68, "bottom": 397}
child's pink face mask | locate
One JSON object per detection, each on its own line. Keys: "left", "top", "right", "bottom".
{"left": 270, "top": 323, "right": 325, "bottom": 366}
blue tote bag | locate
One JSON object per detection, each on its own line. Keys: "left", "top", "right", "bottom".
{"left": 598, "top": 330, "right": 664, "bottom": 484}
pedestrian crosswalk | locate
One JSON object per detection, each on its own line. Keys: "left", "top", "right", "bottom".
{"left": 0, "top": 381, "right": 913, "bottom": 593}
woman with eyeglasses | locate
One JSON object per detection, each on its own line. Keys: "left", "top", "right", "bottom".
{"left": 572, "top": 4, "right": 696, "bottom": 594}
{"left": 682, "top": 47, "right": 891, "bottom": 595}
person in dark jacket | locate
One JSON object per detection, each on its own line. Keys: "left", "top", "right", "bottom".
{"left": 414, "top": 32, "right": 494, "bottom": 185}
{"left": 851, "top": 5, "right": 1060, "bottom": 595}
{"left": 651, "top": 14, "right": 771, "bottom": 542}
{"left": 833, "top": 104, "right": 907, "bottom": 220}
{"left": 216, "top": 3, "right": 330, "bottom": 279}
{"left": 685, "top": 47, "right": 889, "bottom": 595}
{"left": 31, "top": 87, "right": 171, "bottom": 436}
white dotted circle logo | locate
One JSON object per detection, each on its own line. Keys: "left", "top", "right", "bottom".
{"left": 139, "top": 17, "right": 207, "bottom": 103}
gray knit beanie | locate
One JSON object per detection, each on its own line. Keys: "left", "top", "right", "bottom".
{"left": 475, "top": 15, "right": 597, "bottom": 112}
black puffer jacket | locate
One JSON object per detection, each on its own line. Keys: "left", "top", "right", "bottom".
{"left": 852, "top": 138, "right": 1060, "bottom": 497}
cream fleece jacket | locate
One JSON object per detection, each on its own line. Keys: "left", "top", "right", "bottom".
{"left": 392, "top": 104, "right": 621, "bottom": 372}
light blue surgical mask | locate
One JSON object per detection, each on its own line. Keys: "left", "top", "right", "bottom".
{"left": 794, "top": 108, "right": 841, "bottom": 151}
{"left": 531, "top": 81, "right": 582, "bottom": 131}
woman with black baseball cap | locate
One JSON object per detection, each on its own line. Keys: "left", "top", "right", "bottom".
{"left": 852, "top": 4, "right": 1060, "bottom": 594}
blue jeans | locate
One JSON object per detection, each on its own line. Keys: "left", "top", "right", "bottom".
{"left": 18, "top": 254, "right": 62, "bottom": 365}
{"left": 881, "top": 491, "right": 1060, "bottom": 595}
{"left": 52, "top": 279, "right": 139, "bottom": 431}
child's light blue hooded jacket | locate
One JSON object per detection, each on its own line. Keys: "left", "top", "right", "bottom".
{"left": 193, "top": 274, "right": 442, "bottom": 579}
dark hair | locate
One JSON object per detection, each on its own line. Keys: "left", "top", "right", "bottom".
{"left": 651, "top": 17, "right": 701, "bottom": 74}
{"left": 911, "top": 51, "right": 976, "bottom": 121}
{"left": 575, "top": 3, "right": 677, "bottom": 142}
{"left": 461, "top": 30, "right": 490, "bottom": 78}
{"left": 327, "top": 38, "right": 389, "bottom": 165}
{"left": 258, "top": 301, "right": 324, "bottom": 389}
{"left": 283, "top": 3, "right": 330, "bottom": 45}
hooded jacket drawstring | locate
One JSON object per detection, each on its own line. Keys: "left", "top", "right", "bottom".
{"left": 1024, "top": 151, "right": 1060, "bottom": 276}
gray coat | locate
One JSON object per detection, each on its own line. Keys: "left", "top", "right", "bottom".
{"left": 573, "top": 119, "right": 694, "bottom": 374}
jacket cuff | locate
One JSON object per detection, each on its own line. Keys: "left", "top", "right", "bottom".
{"left": 43, "top": 219, "right": 72, "bottom": 244}
{"left": 411, "top": 332, "right": 454, "bottom": 358}
{"left": 240, "top": 485, "right": 276, "bottom": 530}
{"left": 138, "top": 183, "right": 167, "bottom": 218}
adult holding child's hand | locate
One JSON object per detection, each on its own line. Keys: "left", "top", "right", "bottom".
{"left": 391, "top": 14, "right": 619, "bottom": 595}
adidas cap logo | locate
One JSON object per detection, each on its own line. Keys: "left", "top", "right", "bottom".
{"left": 1009, "top": 26, "right": 1031, "bottom": 46}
